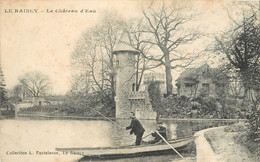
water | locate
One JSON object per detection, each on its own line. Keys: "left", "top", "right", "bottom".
{"left": 0, "top": 118, "right": 235, "bottom": 162}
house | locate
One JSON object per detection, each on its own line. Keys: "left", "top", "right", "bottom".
{"left": 22, "top": 97, "right": 50, "bottom": 106}
{"left": 22, "top": 96, "right": 65, "bottom": 107}
{"left": 176, "top": 64, "right": 228, "bottom": 98}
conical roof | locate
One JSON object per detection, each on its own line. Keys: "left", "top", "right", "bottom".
{"left": 112, "top": 31, "right": 139, "bottom": 55}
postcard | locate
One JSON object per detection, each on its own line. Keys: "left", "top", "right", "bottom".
{"left": 1, "top": 0, "right": 259, "bottom": 162}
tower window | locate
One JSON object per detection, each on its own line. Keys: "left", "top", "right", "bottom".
{"left": 116, "top": 60, "right": 119, "bottom": 67}
{"left": 132, "top": 83, "right": 135, "bottom": 91}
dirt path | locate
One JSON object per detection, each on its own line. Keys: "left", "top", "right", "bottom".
{"left": 194, "top": 127, "right": 218, "bottom": 162}
{"left": 205, "top": 126, "right": 257, "bottom": 162}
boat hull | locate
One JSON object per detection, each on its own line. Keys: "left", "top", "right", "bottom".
{"left": 56, "top": 136, "right": 195, "bottom": 160}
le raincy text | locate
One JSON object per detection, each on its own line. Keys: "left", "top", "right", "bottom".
{"left": 4, "top": 9, "right": 96, "bottom": 13}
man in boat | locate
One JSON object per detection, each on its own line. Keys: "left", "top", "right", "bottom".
{"left": 149, "top": 121, "right": 167, "bottom": 144}
{"left": 126, "top": 112, "right": 145, "bottom": 146}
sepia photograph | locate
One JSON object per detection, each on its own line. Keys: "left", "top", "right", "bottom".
{"left": 0, "top": 0, "right": 259, "bottom": 162}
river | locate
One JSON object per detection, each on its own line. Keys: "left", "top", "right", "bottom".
{"left": 0, "top": 118, "right": 236, "bottom": 162}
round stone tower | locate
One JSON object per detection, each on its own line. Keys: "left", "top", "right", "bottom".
{"left": 112, "top": 31, "right": 139, "bottom": 118}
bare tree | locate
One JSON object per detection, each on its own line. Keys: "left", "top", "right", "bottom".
{"left": 141, "top": 1, "right": 201, "bottom": 96}
{"left": 94, "top": 11, "right": 124, "bottom": 100}
{"left": 19, "top": 71, "right": 51, "bottom": 97}
{"left": 12, "top": 84, "right": 23, "bottom": 97}
{"left": 125, "top": 18, "right": 154, "bottom": 91}
{"left": 71, "top": 10, "right": 123, "bottom": 103}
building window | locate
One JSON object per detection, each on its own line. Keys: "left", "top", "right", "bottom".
{"left": 202, "top": 83, "right": 210, "bottom": 95}
{"left": 185, "top": 83, "right": 193, "bottom": 87}
{"left": 132, "top": 83, "right": 135, "bottom": 91}
{"left": 116, "top": 60, "right": 119, "bottom": 67}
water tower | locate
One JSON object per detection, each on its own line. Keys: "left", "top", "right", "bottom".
{"left": 112, "top": 31, "right": 157, "bottom": 119}
{"left": 112, "top": 31, "right": 139, "bottom": 118}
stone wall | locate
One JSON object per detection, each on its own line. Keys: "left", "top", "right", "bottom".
{"left": 115, "top": 51, "right": 136, "bottom": 118}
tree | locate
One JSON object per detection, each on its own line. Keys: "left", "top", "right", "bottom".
{"left": 19, "top": 71, "right": 51, "bottom": 97}
{"left": 93, "top": 11, "right": 123, "bottom": 100}
{"left": 125, "top": 18, "right": 154, "bottom": 91}
{"left": 215, "top": 3, "right": 260, "bottom": 139}
{"left": 148, "top": 80, "right": 163, "bottom": 115}
{"left": 0, "top": 66, "right": 7, "bottom": 106}
{"left": 141, "top": 1, "right": 201, "bottom": 97}
{"left": 12, "top": 84, "right": 24, "bottom": 97}
{"left": 215, "top": 4, "right": 260, "bottom": 94}
{"left": 71, "top": 11, "right": 124, "bottom": 116}
{"left": 228, "top": 68, "right": 246, "bottom": 99}
{"left": 72, "top": 11, "right": 123, "bottom": 100}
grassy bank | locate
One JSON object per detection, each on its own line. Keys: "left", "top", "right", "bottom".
{"left": 205, "top": 123, "right": 259, "bottom": 162}
{"left": 18, "top": 103, "right": 115, "bottom": 118}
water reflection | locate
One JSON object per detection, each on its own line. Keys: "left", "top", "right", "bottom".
{"left": 0, "top": 118, "right": 236, "bottom": 162}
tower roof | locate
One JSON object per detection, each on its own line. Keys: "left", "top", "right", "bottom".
{"left": 112, "top": 31, "right": 139, "bottom": 55}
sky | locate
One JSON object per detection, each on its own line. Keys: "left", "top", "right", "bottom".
{"left": 0, "top": 0, "right": 257, "bottom": 95}
{"left": 1, "top": 0, "right": 141, "bottom": 94}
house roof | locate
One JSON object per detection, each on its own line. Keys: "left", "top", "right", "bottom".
{"left": 112, "top": 31, "right": 139, "bottom": 55}
{"left": 177, "top": 63, "right": 216, "bottom": 81}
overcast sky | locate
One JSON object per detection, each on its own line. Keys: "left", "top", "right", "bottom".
{"left": 1, "top": 0, "right": 257, "bottom": 94}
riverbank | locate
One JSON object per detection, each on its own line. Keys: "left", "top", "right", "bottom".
{"left": 161, "top": 118, "right": 245, "bottom": 121}
{"left": 17, "top": 113, "right": 115, "bottom": 120}
{"left": 17, "top": 112, "right": 246, "bottom": 121}
{"left": 204, "top": 123, "right": 259, "bottom": 162}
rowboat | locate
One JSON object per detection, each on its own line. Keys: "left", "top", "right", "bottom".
{"left": 55, "top": 136, "right": 195, "bottom": 160}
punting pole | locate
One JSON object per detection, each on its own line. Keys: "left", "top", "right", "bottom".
{"left": 155, "top": 130, "right": 184, "bottom": 159}
{"left": 142, "top": 133, "right": 152, "bottom": 140}
{"left": 88, "top": 107, "right": 125, "bottom": 130}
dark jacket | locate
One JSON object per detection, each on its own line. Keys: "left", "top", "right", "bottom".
{"left": 151, "top": 126, "right": 167, "bottom": 143}
{"left": 126, "top": 117, "right": 145, "bottom": 135}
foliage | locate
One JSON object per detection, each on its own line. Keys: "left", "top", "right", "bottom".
{"left": 11, "top": 84, "right": 24, "bottom": 99}
{"left": 160, "top": 95, "right": 245, "bottom": 119}
{"left": 19, "top": 93, "right": 115, "bottom": 117}
{"left": 233, "top": 127, "right": 260, "bottom": 160}
{"left": 8, "top": 96, "right": 22, "bottom": 104}
{"left": 0, "top": 66, "right": 7, "bottom": 106}
{"left": 195, "top": 97, "right": 218, "bottom": 118}
{"left": 147, "top": 81, "right": 163, "bottom": 115}
{"left": 161, "top": 95, "right": 190, "bottom": 118}
{"left": 215, "top": 3, "right": 260, "bottom": 140}
{"left": 244, "top": 99, "right": 260, "bottom": 140}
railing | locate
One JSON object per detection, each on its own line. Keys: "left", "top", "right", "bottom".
{"left": 129, "top": 91, "right": 147, "bottom": 99}
{"left": 143, "top": 73, "right": 165, "bottom": 83}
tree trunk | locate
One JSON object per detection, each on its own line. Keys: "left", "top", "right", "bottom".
{"left": 136, "top": 55, "right": 140, "bottom": 91}
{"left": 110, "top": 52, "right": 115, "bottom": 101}
{"left": 164, "top": 52, "right": 173, "bottom": 97}
{"left": 101, "top": 47, "right": 104, "bottom": 103}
